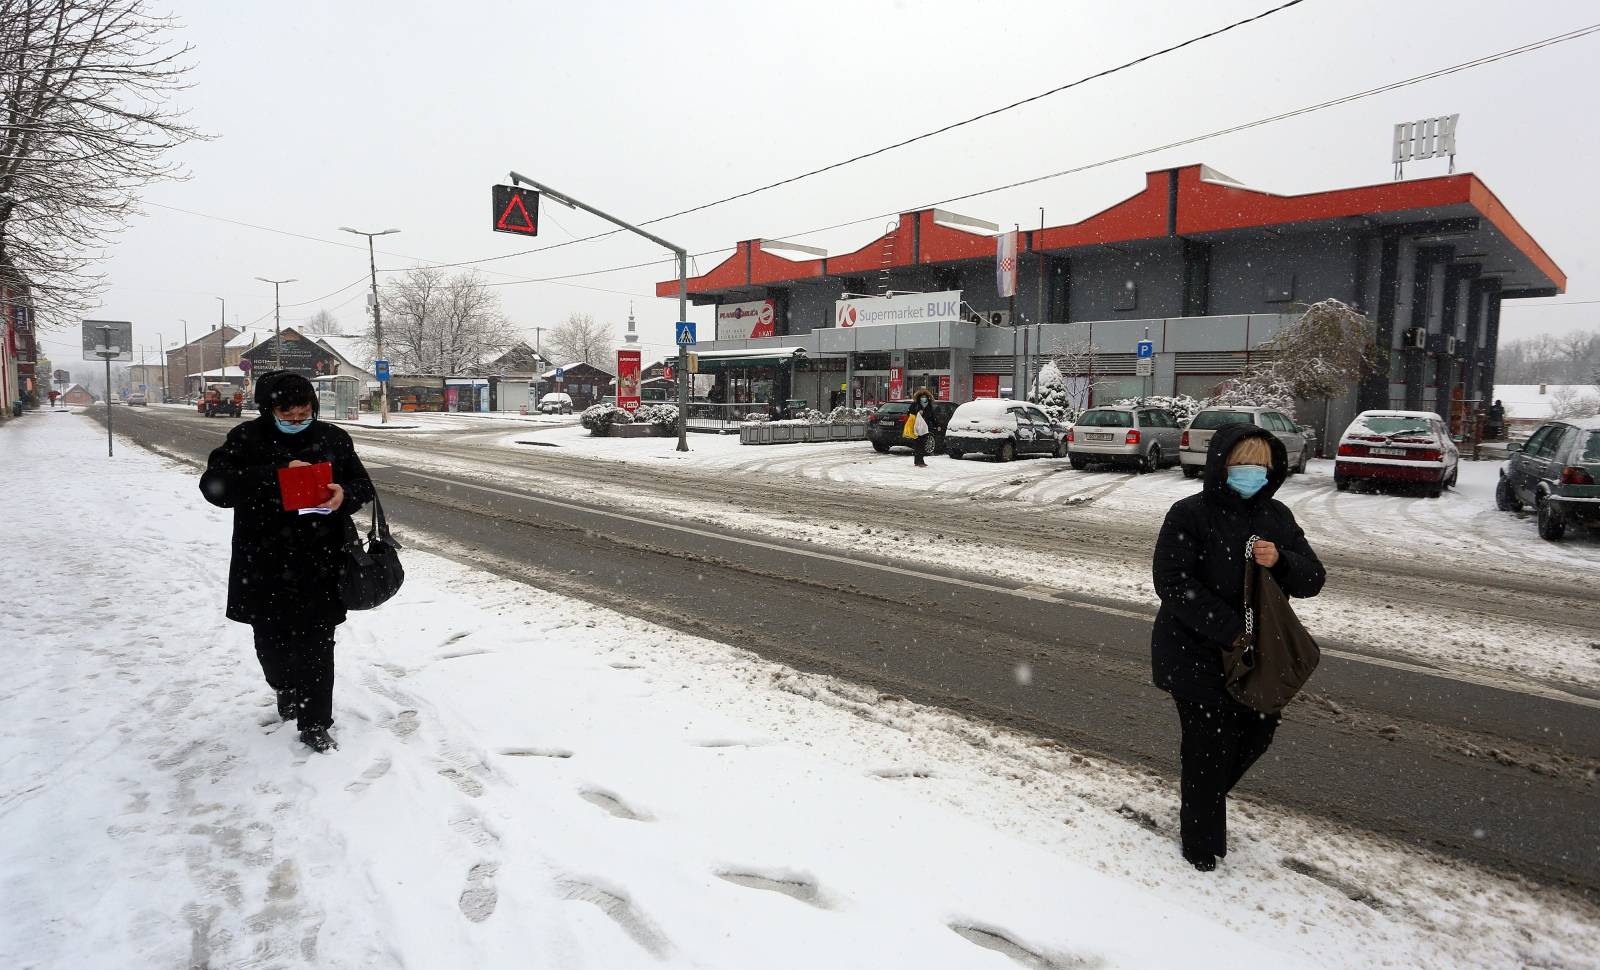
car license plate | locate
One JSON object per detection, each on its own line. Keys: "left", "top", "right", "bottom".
{"left": 1370, "top": 447, "right": 1407, "bottom": 457}
{"left": 1088, "top": 433, "right": 1113, "bottom": 441}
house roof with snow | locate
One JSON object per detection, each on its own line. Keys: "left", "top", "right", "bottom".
{"left": 540, "top": 361, "right": 614, "bottom": 379}
{"left": 314, "top": 335, "right": 373, "bottom": 371}
{"left": 224, "top": 329, "right": 275, "bottom": 349}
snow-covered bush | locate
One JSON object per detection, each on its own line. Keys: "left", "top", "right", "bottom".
{"left": 1114, "top": 394, "right": 1206, "bottom": 424}
{"left": 1030, "top": 361, "right": 1070, "bottom": 411}
{"left": 742, "top": 412, "right": 771, "bottom": 423}
{"left": 633, "top": 404, "right": 679, "bottom": 430}
{"left": 580, "top": 403, "right": 631, "bottom": 436}
{"left": 826, "top": 406, "right": 874, "bottom": 424}
{"left": 1205, "top": 377, "right": 1299, "bottom": 418}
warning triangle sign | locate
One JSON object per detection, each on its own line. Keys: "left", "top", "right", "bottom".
{"left": 495, "top": 191, "right": 537, "bottom": 234}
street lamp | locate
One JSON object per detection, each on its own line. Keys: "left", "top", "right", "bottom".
{"left": 339, "top": 226, "right": 400, "bottom": 424}
{"left": 255, "top": 277, "right": 296, "bottom": 369}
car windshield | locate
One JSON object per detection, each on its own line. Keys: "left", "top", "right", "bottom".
{"left": 877, "top": 402, "right": 911, "bottom": 416}
{"left": 1189, "top": 410, "right": 1255, "bottom": 430}
{"left": 1075, "top": 410, "right": 1133, "bottom": 428}
{"left": 1584, "top": 432, "right": 1600, "bottom": 463}
{"left": 1355, "top": 416, "right": 1431, "bottom": 436}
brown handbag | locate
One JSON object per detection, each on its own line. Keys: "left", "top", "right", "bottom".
{"left": 1222, "top": 537, "right": 1321, "bottom": 714}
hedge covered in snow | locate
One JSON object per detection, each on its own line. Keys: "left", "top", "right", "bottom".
{"left": 580, "top": 403, "right": 679, "bottom": 436}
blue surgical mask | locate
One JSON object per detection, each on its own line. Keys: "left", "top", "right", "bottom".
{"left": 274, "top": 416, "right": 312, "bottom": 434}
{"left": 1226, "top": 465, "right": 1269, "bottom": 499}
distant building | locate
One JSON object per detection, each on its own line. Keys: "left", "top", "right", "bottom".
{"left": 165, "top": 327, "right": 239, "bottom": 400}
{"left": 536, "top": 361, "right": 613, "bottom": 411}
{"left": 1494, "top": 384, "right": 1600, "bottom": 435}
{"left": 239, "top": 328, "right": 344, "bottom": 384}
{"left": 60, "top": 384, "right": 96, "bottom": 406}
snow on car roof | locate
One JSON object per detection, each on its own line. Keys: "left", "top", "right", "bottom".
{"left": 1356, "top": 410, "right": 1442, "bottom": 420}
{"left": 952, "top": 399, "right": 1018, "bottom": 414}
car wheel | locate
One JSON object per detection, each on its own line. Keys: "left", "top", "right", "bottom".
{"left": 1334, "top": 474, "right": 1351, "bottom": 492}
{"left": 1446, "top": 465, "right": 1459, "bottom": 489}
{"left": 948, "top": 449, "right": 964, "bottom": 461}
{"left": 1069, "top": 455, "right": 1087, "bottom": 470}
{"left": 1537, "top": 498, "right": 1566, "bottom": 541}
{"left": 1182, "top": 465, "right": 1200, "bottom": 479}
{"left": 921, "top": 435, "right": 938, "bottom": 457}
{"left": 1139, "top": 445, "right": 1161, "bottom": 474}
{"left": 1425, "top": 484, "right": 1443, "bottom": 499}
{"left": 997, "top": 441, "right": 1016, "bottom": 463}
{"left": 1296, "top": 447, "right": 1311, "bottom": 474}
{"left": 1494, "top": 477, "right": 1522, "bottom": 512}
{"left": 1052, "top": 438, "right": 1066, "bottom": 459}
{"left": 871, "top": 442, "right": 890, "bottom": 454}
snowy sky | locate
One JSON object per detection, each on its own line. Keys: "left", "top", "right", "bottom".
{"left": 31, "top": 0, "right": 1600, "bottom": 369}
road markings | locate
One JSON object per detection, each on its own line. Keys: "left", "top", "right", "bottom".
{"left": 379, "top": 464, "right": 1600, "bottom": 713}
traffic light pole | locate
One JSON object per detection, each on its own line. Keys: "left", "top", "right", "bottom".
{"left": 508, "top": 171, "right": 690, "bottom": 453}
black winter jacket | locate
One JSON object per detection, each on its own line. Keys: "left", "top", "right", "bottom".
{"left": 200, "top": 414, "right": 375, "bottom": 627}
{"left": 1150, "top": 422, "right": 1325, "bottom": 704}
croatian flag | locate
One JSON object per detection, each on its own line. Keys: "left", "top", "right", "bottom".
{"left": 996, "top": 230, "right": 1018, "bottom": 299}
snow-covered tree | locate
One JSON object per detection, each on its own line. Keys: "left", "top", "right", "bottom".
{"left": 369, "top": 267, "right": 517, "bottom": 375}
{"left": 1031, "top": 340, "right": 1108, "bottom": 420}
{"left": 545, "top": 313, "right": 616, "bottom": 367}
{"left": 1210, "top": 299, "right": 1377, "bottom": 417}
{"left": 300, "top": 309, "right": 343, "bottom": 335}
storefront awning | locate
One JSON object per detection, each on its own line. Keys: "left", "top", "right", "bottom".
{"left": 694, "top": 346, "right": 807, "bottom": 371}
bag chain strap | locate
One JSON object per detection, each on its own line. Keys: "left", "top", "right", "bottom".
{"left": 1243, "top": 533, "right": 1261, "bottom": 639}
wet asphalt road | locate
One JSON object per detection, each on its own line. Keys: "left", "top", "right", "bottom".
{"left": 96, "top": 405, "right": 1600, "bottom": 899}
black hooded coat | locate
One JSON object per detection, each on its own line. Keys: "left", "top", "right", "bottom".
{"left": 199, "top": 382, "right": 375, "bottom": 628}
{"left": 1150, "top": 423, "right": 1325, "bottom": 704}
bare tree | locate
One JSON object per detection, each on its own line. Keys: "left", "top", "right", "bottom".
{"left": 0, "top": 1, "right": 203, "bottom": 325}
{"left": 544, "top": 312, "right": 616, "bottom": 366}
{"left": 300, "top": 308, "right": 342, "bottom": 335}
{"left": 367, "top": 267, "right": 516, "bottom": 374}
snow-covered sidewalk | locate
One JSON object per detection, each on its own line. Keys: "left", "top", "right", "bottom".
{"left": 3, "top": 414, "right": 1597, "bottom": 968}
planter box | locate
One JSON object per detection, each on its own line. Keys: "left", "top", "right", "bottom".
{"left": 605, "top": 423, "right": 671, "bottom": 438}
{"left": 739, "top": 423, "right": 870, "bottom": 445}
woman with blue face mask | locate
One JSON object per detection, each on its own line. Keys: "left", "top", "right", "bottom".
{"left": 1149, "top": 422, "right": 1326, "bottom": 872}
{"left": 199, "top": 371, "right": 376, "bottom": 754}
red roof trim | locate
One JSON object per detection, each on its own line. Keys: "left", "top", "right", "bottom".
{"left": 825, "top": 213, "right": 915, "bottom": 276}
{"left": 1466, "top": 180, "right": 1567, "bottom": 293}
{"left": 1034, "top": 171, "right": 1170, "bottom": 251}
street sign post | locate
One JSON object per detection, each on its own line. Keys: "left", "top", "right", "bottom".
{"left": 82, "top": 320, "right": 133, "bottom": 457}
{"left": 1136, "top": 336, "right": 1155, "bottom": 391}
{"left": 237, "top": 357, "right": 252, "bottom": 372}
{"left": 675, "top": 321, "right": 696, "bottom": 346}
{"left": 374, "top": 359, "right": 390, "bottom": 382}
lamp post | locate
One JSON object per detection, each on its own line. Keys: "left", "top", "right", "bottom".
{"left": 215, "top": 296, "right": 225, "bottom": 388}
{"left": 180, "top": 319, "right": 189, "bottom": 398}
{"left": 339, "top": 226, "right": 400, "bottom": 424}
{"left": 156, "top": 332, "right": 167, "bottom": 401}
{"left": 255, "top": 278, "right": 295, "bottom": 369}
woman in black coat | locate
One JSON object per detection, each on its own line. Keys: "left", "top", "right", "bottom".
{"left": 907, "top": 390, "right": 937, "bottom": 467}
{"left": 1150, "top": 422, "right": 1325, "bottom": 871}
{"left": 200, "top": 371, "right": 375, "bottom": 752}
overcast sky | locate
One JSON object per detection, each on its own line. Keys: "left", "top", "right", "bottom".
{"left": 32, "top": 0, "right": 1600, "bottom": 370}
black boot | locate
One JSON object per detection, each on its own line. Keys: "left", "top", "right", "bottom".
{"left": 299, "top": 726, "right": 338, "bottom": 753}
{"left": 276, "top": 690, "right": 301, "bottom": 722}
{"left": 1183, "top": 847, "right": 1217, "bottom": 872}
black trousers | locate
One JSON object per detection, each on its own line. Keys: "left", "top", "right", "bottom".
{"left": 1173, "top": 695, "right": 1280, "bottom": 857}
{"left": 912, "top": 434, "right": 931, "bottom": 465}
{"left": 252, "top": 623, "right": 337, "bottom": 731}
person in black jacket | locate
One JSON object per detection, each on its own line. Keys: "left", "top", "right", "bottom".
{"left": 199, "top": 371, "right": 375, "bottom": 753}
{"left": 1151, "top": 422, "right": 1325, "bottom": 871}
{"left": 907, "top": 390, "right": 937, "bottom": 467}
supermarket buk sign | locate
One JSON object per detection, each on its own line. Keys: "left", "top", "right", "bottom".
{"left": 716, "top": 299, "right": 776, "bottom": 340}
{"left": 834, "top": 290, "right": 962, "bottom": 328}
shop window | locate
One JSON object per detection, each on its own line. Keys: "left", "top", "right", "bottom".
{"left": 906, "top": 350, "right": 950, "bottom": 370}
{"left": 853, "top": 352, "right": 891, "bottom": 371}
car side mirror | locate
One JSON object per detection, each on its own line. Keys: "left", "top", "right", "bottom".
{"left": 1505, "top": 442, "right": 1521, "bottom": 453}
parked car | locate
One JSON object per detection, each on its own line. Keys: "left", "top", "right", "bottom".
{"left": 125, "top": 392, "right": 147, "bottom": 406}
{"left": 1496, "top": 416, "right": 1600, "bottom": 540}
{"left": 1180, "top": 406, "right": 1310, "bottom": 478}
{"left": 943, "top": 399, "right": 1068, "bottom": 462}
{"left": 538, "top": 392, "right": 574, "bottom": 414}
{"left": 1333, "top": 410, "right": 1459, "bottom": 497}
{"left": 1067, "top": 406, "right": 1181, "bottom": 472}
{"left": 867, "top": 399, "right": 959, "bottom": 456}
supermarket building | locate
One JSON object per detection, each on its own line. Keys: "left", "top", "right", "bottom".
{"left": 657, "top": 163, "right": 1564, "bottom": 444}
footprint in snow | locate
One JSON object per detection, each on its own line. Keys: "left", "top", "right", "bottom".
{"left": 459, "top": 862, "right": 499, "bottom": 923}
{"left": 345, "top": 757, "right": 392, "bottom": 794}
{"left": 556, "top": 878, "right": 671, "bottom": 958}
{"left": 868, "top": 767, "right": 934, "bottom": 780}
{"left": 579, "top": 788, "right": 651, "bottom": 821}
{"left": 498, "top": 746, "right": 573, "bottom": 759}
{"left": 1280, "top": 856, "right": 1387, "bottom": 910}
{"left": 949, "top": 923, "right": 1100, "bottom": 970}
{"left": 715, "top": 869, "right": 828, "bottom": 908}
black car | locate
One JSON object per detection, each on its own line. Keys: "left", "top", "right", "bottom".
{"left": 867, "top": 399, "right": 957, "bottom": 457}
{"left": 1496, "top": 416, "right": 1600, "bottom": 540}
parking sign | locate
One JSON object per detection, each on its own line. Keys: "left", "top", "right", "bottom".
{"left": 1136, "top": 339, "right": 1154, "bottom": 359}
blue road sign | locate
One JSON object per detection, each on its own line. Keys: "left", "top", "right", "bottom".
{"left": 675, "top": 321, "right": 697, "bottom": 346}
{"left": 553, "top": 367, "right": 565, "bottom": 380}
{"left": 374, "top": 359, "right": 390, "bottom": 382}
{"left": 1136, "top": 339, "right": 1154, "bottom": 359}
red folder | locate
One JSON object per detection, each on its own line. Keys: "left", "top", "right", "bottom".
{"left": 277, "top": 462, "right": 334, "bottom": 511}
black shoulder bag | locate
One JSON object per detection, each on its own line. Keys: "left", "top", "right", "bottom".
{"left": 1221, "top": 534, "right": 1321, "bottom": 714}
{"left": 340, "top": 490, "right": 404, "bottom": 610}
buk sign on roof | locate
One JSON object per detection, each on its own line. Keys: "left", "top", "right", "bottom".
{"left": 491, "top": 184, "right": 539, "bottom": 235}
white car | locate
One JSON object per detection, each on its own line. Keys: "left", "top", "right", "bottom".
{"left": 1334, "top": 410, "right": 1459, "bottom": 498}
{"left": 537, "top": 392, "right": 574, "bottom": 414}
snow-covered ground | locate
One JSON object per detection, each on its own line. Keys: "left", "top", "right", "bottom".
{"left": 4, "top": 413, "right": 1599, "bottom": 968}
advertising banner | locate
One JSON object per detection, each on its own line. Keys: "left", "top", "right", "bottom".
{"left": 888, "top": 366, "right": 905, "bottom": 401}
{"left": 616, "top": 349, "right": 642, "bottom": 412}
{"left": 716, "top": 300, "right": 776, "bottom": 340}
{"left": 834, "top": 290, "right": 962, "bottom": 329}
{"left": 973, "top": 374, "right": 1001, "bottom": 399}
{"left": 996, "top": 230, "right": 1018, "bottom": 299}
{"left": 938, "top": 375, "right": 951, "bottom": 401}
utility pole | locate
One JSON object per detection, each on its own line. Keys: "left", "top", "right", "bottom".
{"left": 508, "top": 170, "right": 691, "bottom": 452}
{"left": 156, "top": 332, "right": 167, "bottom": 401}
{"left": 215, "top": 297, "right": 225, "bottom": 388}
{"left": 340, "top": 226, "right": 400, "bottom": 424}
{"left": 255, "top": 277, "right": 295, "bottom": 369}
{"left": 1036, "top": 207, "right": 1046, "bottom": 396}
{"left": 181, "top": 319, "right": 189, "bottom": 399}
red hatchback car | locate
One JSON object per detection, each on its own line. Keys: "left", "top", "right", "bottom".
{"left": 1334, "top": 410, "right": 1460, "bottom": 498}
